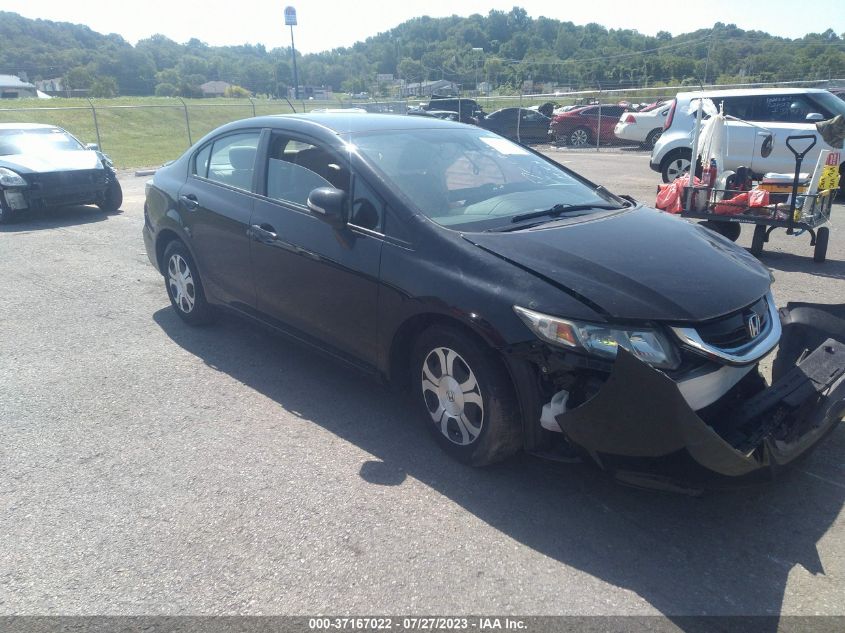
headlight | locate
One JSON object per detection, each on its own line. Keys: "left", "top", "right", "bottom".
{"left": 514, "top": 305, "right": 680, "bottom": 369}
{"left": 0, "top": 167, "right": 26, "bottom": 187}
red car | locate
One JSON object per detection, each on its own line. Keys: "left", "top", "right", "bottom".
{"left": 550, "top": 104, "right": 629, "bottom": 147}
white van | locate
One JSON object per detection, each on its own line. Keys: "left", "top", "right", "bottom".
{"left": 650, "top": 88, "right": 844, "bottom": 186}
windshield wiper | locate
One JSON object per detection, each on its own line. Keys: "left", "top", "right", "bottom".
{"left": 509, "top": 203, "right": 623, "bottom": 224}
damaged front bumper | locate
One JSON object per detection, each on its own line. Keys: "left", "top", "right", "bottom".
{"left": 548, "top": 303, "right": 845, "bottom": 488}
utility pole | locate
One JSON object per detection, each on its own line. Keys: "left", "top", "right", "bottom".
{"left": 472, "top": 47, "right": 483, "bottom": 94}
{"left": 284, "top": 6, "right": 300, "bottom": 100}
{"left": 703, "top": 24, "right": 718, "bottom": 87}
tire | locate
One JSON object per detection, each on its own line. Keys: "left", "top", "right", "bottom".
{"left": 751, "top": 224, "right": 766, "bottom": 257}
{"left": 98, "top": 178, "right": 123, "bottom": 213}
{"left": 162, "top": 240, "right": 214, "bottom": 325}
{"left": 411, "top": 324, "right": 522, "bottom": 466}
{"left": 569, "top": 127, "right": 591, "bottom": 147}
{"left": 661, "top": 149, "right": 692, "bottom": 183}
{"left": 702, "top": 220, "right": 741, "bottom": 242}
{"left": 645, "top": 128, "right": 662, "bottom": 150}
{"left": 814, "top": 226, "right": 829, "bottom": 263}
{"left": 0, "top": 200, "right": 15, "bottom": 225}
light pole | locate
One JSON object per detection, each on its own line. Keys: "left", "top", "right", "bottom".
{"left": 284, "top": 6, "right": 300, "bottom": 100}
{"left": 472, "top": 47, "right": 483, "bottom": 94}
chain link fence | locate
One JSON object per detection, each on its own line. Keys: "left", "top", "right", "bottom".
{"left": 0, "top": 78, "right": 840, "bottom": 168}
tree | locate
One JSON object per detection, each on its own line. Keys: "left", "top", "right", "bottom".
{"left": 154, "top": 82, "right": 178, "bottom": 96}
{"left": 90, "top": 76, "right": 118, "bottom": 98}
{"left": 224, "top": 84, "right": 251, "bottom": 98}
{"left": 65, "top": 66, "right": 93, "bottom": 90}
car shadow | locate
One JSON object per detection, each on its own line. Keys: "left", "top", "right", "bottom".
{"left": 757, "top": 249, "right": 845, "bottom": 281}
{"left": 0, "top": 204, "right": 121, "bottom": 233}
{"left": 154, "top": 307, "right": 844, "bottom": 621}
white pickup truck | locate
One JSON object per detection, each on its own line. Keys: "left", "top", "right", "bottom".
{"left": 650, "top": 88, "right": 844, "bottom": 188}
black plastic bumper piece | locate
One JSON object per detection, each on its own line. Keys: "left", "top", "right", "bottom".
{"left": 555, "top": 316, "right": 845, "bottom": 486}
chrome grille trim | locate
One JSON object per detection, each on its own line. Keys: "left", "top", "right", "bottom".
{"left": 670, "top": 292, "right": 781, "bottom": 366}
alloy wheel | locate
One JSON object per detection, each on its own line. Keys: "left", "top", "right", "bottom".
{"left": 167, "top": 253, "right": 196, "bottom": 314}
{"left": 570, "top": 128, "right": 590, "bottom": 147}
{"left": 666, "top": 157, "right": 691, "bottom": 181}
{"left": 421, "top": 347, "right": 484, "bottom": 446}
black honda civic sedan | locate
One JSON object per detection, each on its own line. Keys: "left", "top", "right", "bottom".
{"left": 143, "top": 114, "right": 844, "bottom": 490}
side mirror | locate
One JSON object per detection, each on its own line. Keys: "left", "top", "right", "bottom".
{"left": 805, "top": 112, "right": 824, "bottom": 122}
{"left": 759, "top": 133, "right": 774, "bottom": 158}
{"left": 85, "top": 143, "right": 99, "bottom": 151}
{"left": 307, "top": 187, "right": 348, "bottom": 228}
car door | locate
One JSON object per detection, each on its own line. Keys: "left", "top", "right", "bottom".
{"left": 715, "top": 96, "right": 760, "bottom": 172}
{"left": 598, "top": 106, "right": 624, "bottom": 142}
{"left": 178, "top": 129, "right": 261, "bottom": 308}
{"left": 249, "top": 131, "right": 384, "bottom": 366}
{"left": 520, "top": 110, "right": 548, "bottom": 141}
{"left": 501, "top": 110, "right": 521, "bottom": 139}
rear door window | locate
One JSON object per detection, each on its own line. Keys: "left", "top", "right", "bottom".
{"left": 206, "top": 131, "right": 261, "bottom": 191}
{"left": 192, "top": 144, "right": 211, "bottom": 178}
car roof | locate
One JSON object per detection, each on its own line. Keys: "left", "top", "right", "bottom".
{"left": 226, "top": 113, "right": 469, "bottom": 136}
{"left": 675, "top": 87, "right": 828, "bottom": 101}
{"left": 0, "top": 122, "right": 62, "bottom": 131}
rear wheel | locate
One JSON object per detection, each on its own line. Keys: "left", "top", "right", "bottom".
{"left": 661, "top": 149, "right": 691, "bottom": 183}
{"left": 644, "top": 128, "right": 662, "bottom": 149}
{"left": 569, "top": 127, "right": 591, "bottom": 147}
{"left": 163, "top": 240, "right": 214, "bottom": 325}
{"left": 412, "top": 325, "right": 522, "bottom": 466}
{"left": 814, "top": 226, "right": 829, "bottom": 263}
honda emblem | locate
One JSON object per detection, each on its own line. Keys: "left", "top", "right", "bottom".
{"left": 746, "top": 313, "right": 761, "bottom": 339}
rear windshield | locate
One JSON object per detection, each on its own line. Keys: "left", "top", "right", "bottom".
{"left": 351, "top": 127, "right": 620, "bottom": 232}
{"left": 0, "top": 128, "right": 84, "bottom": 155}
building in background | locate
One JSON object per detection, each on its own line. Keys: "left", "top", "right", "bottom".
{"left": 200, "top": 81, "right": 231, "bottom": 98}
{"left": 0, "top": 75, "right": 37, "bottom": 98}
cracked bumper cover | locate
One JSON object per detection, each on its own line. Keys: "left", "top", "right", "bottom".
{"left": 554, "top": 305, "right": 845, "bottom": 482}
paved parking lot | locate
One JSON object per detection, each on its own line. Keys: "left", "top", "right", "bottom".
{"left": 1, "top": 150, "right": 843, "bottom": 618}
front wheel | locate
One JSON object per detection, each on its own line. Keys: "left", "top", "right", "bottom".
{"left": 702, "top": 220, "right": 741, "bottom": 242}
{"left": 412, "top": 325, "right": 522, "bottom": 466}
{"left": 98, "top": 178, "right": 123, "bottom": 212}
{"left": 814, "top": 226, "right": 829, "bottom": 263}
{"left": 0, "top": 200, "right": 15, "bottom": 225}
{"left": 751, "top": 224, "right": 767, "bottom": 256}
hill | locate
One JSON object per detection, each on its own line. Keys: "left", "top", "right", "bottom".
{"left": 0, "top": 9, "right": 842, "bottom": 97}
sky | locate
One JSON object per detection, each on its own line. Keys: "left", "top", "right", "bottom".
{"left": 3, "top": 0, "right": 844, "bottom": 54}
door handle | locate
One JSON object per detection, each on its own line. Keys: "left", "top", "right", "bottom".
{"left": 250, "top": 223, "right": 278, "bottom": 241}
{"left": 180, "top": 194, "right": 199, "bottom": 210}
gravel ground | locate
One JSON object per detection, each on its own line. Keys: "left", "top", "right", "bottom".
{"left": 0, "top": 153, "right": 843, "bottom": 620}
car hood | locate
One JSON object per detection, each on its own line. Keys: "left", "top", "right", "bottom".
{"left": 464, "top": 206, "right": 772, "bottom": 322}
{"left": 0, "top": 150, "right": 103, "bottom": 174}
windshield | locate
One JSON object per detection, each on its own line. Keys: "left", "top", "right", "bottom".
{"left": 811, "top": 92, "right": 845, "bottom": 118}
{"left": 351, "top": 127, "right": 620, "bottom": 231}
{"left": 0, "top": 128, "right": 84, "bottom": 156}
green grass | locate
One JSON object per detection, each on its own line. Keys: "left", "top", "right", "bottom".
{"left": 0, "top": 91, "right": 672, "bottom": 168}
{"left": 0, "top": 97, "right": 300, "bottom": 168}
